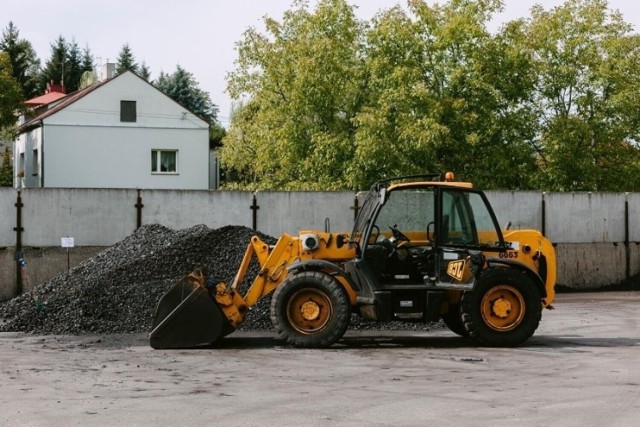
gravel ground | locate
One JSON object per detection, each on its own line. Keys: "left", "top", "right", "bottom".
{"left": 0, "top": 224, "right": 442, "bottom": 335}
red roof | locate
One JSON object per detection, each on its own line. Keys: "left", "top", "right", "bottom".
{"left": 19, "top": 77, "right": 112, "bottom": 133}
{"left": 25, "top": 91, "right": 68, "bottom": 107}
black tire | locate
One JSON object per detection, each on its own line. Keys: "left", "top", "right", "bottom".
{"left": 270, "top": 271, "right": 350, "bottom": 348}
{"left": 441, "top": 303, "right": 469, "bottom": 337}
{"left": 461, "top": 269, "right": 542, "bottom": 347}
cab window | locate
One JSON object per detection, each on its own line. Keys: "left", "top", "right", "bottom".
{"left": 440, "top": 190, "right": 501, "bottom": 248}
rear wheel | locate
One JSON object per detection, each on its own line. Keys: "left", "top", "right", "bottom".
{"left": 270, "top": 271, "right": 350, "bottom": 348}
{"left": 461, "top": 269, "right": 542, "bottom": 347}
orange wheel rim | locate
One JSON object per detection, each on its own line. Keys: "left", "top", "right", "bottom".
{"left": 287, "top": 288, "right": 333, "bottom": 334}
{"left": 480, "top": 285, "right": 525, "bottom": 332}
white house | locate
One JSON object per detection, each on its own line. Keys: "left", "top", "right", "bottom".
{"left": 15, "top": 71, "right": 211, "bottom": 189}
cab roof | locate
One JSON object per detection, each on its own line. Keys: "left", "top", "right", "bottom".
{"left": 388, "top": 181, "right": 474, "bottom": 191}
{"left": 376, "top": 173, "right": 473, "bottom": 191}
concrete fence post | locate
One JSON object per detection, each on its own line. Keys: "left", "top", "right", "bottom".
{"left": 13, "top": 191, "right": 23, "bottom": 295}
{"left": 250, "top": 194, "right": 260, "bottom": 231}
{"left": 135, "top": 189, "right": 144, "bottom": 229}
{"left": 625, "top": 194, "right": 630, "bottom": 280}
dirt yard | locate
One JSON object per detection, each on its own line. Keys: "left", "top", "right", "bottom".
{"left": 2, "top": 292, "right": 639, "bottom": 426}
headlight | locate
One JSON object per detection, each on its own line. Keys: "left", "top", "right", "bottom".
{"left": 301, "top": 234, "right": 319, "bottom": 251}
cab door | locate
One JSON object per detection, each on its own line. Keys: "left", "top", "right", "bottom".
{"left": 433, "top": 188, "right": 505, "bottom": 289}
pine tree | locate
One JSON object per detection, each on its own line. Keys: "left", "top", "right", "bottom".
{"left": 0, "top": 21, "right": 41, "bottom": 98}
{"left": 115, "top": 44, "right": 138, "bottom": 75}
{"left": 40, "top": 36, "right": 68, "bottom": 93}
{"left": 64, "top": 39, "right": 83, "bottom": 92}
{"left": 139, "top": 61, "right": 151, "bottom": 82}
{"left": 155, "top": 65, "right": 217, "bottom": 121}
{"left": 80, "top": 46, "right": 94, "bottom": 73}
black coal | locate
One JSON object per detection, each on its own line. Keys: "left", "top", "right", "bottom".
{"left": 0, "top": 224, "right": 441, "bottom": 335}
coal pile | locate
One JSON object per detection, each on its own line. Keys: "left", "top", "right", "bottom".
{"left": 0, "top": 224, "right": 441, "bottom": 336}
{"left": 0, "top": 225, "right": 277, "bottom": 334}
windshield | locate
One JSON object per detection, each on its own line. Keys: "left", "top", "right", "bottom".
{"left": 372, "top": 188, "right": 435, "bottom": 243}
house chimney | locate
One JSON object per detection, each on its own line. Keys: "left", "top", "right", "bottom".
{"left": 101, "top": 62, "right": 116, "bottom": 81}
{"left": 46, "top": 80, "right": 65, "bottom": 94}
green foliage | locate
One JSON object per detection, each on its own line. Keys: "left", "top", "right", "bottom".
{"left": 0, "top": 22, "right": 41, "bottom": 98}
{"left": 0, "top": 147, "right": 12, "bottom": 186}
{"left": 209, "top": 122, "right": 226, "bottom": 148}
{"left": 521, "top": 0, "right": 640, "bottom": 191}
{"left": 0, "top": 51, "right": 24, "bottom": 130}
{"left": 223, "top": 0, "right": 640, "bottom": 192}
{"left": 139, "top": 61, "right": 151, "bottom": 82}
{"left": 115, "top": 43, "right": 139, "bottom": 75}
{"left": 155, "top": 65, "right": 218, "bottom": 122}
{"left": 223, "top": 0, "right": 364, "bottom": 190}
{"left": 40, "top": 36, "right": 94, "bottom": 93}
{"left": 353, "top": 0, "right": 537, "bottom": 189}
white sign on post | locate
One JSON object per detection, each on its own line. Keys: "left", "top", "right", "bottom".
{"left": 61, "top": 237, "right": 75, "bottom": 248}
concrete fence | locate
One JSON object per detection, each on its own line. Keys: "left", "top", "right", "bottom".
{"left": 1, "top": 187, "right": 639, "bottom": 301}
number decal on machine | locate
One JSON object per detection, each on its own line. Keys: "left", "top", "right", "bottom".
{"left": 498, "top": 251, "right": 519, "bottom": 259}
{"left": 447, "top": 259, "right": 466, "bottom": 281}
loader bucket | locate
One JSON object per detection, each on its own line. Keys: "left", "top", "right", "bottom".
{"left": 149, "top": 275, "right": 228, "bottom": 349}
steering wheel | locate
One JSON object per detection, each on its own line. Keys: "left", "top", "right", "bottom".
{"left": 389, "top": 224, "right": 410, "bottom": 243}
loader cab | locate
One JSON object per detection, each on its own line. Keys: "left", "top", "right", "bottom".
{"left": 345, "top": 175, "right": 507, "bottom": 320}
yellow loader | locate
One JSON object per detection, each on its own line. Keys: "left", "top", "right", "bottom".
{"left": 149, "top": 173, "right": 556, "bottom": 348}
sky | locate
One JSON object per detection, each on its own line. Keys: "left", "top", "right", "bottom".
{"left": 3, "top": 0, "right": 640, "bottom": 127}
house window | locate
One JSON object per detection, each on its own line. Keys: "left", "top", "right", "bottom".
{"left": 19, "top": 152, "right": 25, "bottom": 177}
{"left": 120, "top": 100, "right": 137, "bottom": 122}
{"left": 32, "top": 148, "right": 38, "bottom": 176}
{"left": 151, "top": 150, "right": 178, "bottom": 173}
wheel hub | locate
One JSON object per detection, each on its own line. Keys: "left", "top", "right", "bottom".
{"left": 481, "top": 285, "right": 525, "bottom": 332}
{"left": 287, "top": 288, "right": 333, "bottom": 334}
{"left": 492, "top": 298, "right": 512, "bottom": 318}
{"left": 300, "top": 300, "right": 321, "bottom": 321}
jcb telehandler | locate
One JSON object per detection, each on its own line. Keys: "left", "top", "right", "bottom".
{"left": 150, "top": 173, "right": 556, "bottom": 349}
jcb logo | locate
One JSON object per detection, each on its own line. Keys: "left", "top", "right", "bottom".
{"left": 447, "top": 259, "right": 465, "bottom": 281}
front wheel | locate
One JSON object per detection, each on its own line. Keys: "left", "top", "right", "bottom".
{"left": 270, "top": 271, "right": 350, "bottom": 348}
{"left": 461, "top": 269, "right": 542, "bottom": 347}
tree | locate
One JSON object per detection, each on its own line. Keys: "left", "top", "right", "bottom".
{"left": 40, "top": 36, "right": 67, "bottom": 92}
{"left": 209, "top": 122, "right": 226, "bottom": 148}
{"left": 80, "top": 46, "right": 95, "bottom": 74}
{"left": 156, "top": 65, "right": 222, "bottom": 148}
{"left": 352, "top": 0, "right": 544, "bottom": 190}
{"left": 0, "top": 147, "right": 13, "bottom": 187}
{"left": 155, "top": 65, "right": 218, "bottom": 121}
{"left": 0, "top": 51, "right": 24, "bottom": 132}
{"left": 0, "top": 22, "right": 41, "bottom": 98}
{"left": 115, "top": 43, "right": 139, "bottom": 75}
{"left": 223, "top": 0, "right": 534, "bottom": 190}
{"left": 223, "top": 0, "right": 640, "bottom": 191}
{"left": 39, "top": 36, "right": 94, "bottom": 93}
{"left": 520, "top": 0, "right": 640, "bottom": 191}
{"left": 139, "top": 61, "right": 151, "bottom": 82}
{"left": 64, "top": 39, "right": 84, "bottom": 92}
{"left": 223, "top": 0, "right": 365, "bottom": 189}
